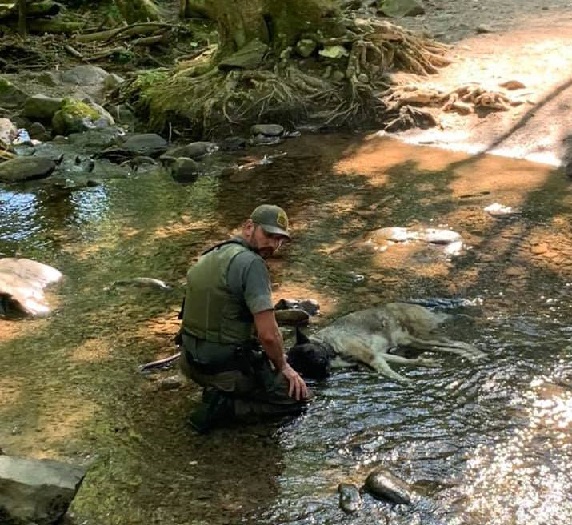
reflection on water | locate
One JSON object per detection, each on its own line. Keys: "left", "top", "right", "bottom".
{"left": 253, "top": 316, "right": 572, "bottom": 525}
{"left": 0, "top": 186, "right": 108, "bottom": 253}
{"left": 1, "top": 135, "right": 571, "bottom": 525}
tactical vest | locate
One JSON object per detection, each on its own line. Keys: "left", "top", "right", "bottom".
{"left": 182, "top": 240, "right": 255, "bottom": 344}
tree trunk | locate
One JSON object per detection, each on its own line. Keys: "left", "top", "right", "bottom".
{"left": 17, "top": 0, "right": 26, "bottom": 36}
{"left": 135, "top": 0, "right": 449, "bottom": 138}
{"left": 115, "top": 0, "right": 160, "bottom": 24}
{"left": 191, "top": 0, "right": 343, "bottom": 57}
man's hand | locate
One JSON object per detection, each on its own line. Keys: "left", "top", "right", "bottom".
{"left": 254, "top": 309, "right": 310, "bottom": 401}
{"left": 281, "top": 363, "right": 309, "bottom": 401}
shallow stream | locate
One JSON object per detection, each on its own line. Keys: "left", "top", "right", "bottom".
{"left": 1, "top": 133, "right": 571, "bottom": 525}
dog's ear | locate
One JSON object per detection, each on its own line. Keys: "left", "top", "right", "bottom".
{"left": 295, "top": 326, "right": 311, "bottom": 345}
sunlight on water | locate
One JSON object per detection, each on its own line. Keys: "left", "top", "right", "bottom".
{"left": 0, "top": 191, "right": 37, "bottom": 242}
{"left": 460, "top": 362, "right": 572, "bottom": 525}
{"left": 1, "top": 135, "right": 571, "bottom": 525}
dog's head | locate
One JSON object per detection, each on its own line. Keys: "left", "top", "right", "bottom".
{"left": 287, "top": 327, "right": 335, "bottom": 380}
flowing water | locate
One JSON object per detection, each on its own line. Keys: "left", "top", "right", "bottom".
{"left": 1, "top": 133, "right": 571, "bottom": 525}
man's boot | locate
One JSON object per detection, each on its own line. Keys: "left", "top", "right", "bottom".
{"left": 188, "top": 390, "right": 234, "bottom": 434}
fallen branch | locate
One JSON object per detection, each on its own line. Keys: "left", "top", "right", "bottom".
{"left": 64, "top": 44, "right": 84, "bottom": 59}
{"left": 139, "top": 352, "right": 180, "bottom": 373}
{"left": 74, "top": 21, "right": 173, "bottom": 43}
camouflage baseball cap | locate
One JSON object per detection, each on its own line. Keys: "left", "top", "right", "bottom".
{"left": 250, "top": 204, "right": 290, "bottom": 239}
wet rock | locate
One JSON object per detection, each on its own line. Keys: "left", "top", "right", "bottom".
{"left": 167, "top": 141, "right": 218, "bottom": 159}
{"left": 28, "top": 121, "right": 51, "bottom": 142}
{"left": 422, "top": 228, "right": 461, "bottom": 244}
{"left": 52, "top": 98, "right": 113, "bottom": 136}
{"left": 97, "top": 147, "right": 131, "bottom": 163}
{"left": 107, "top": 104, "right": 136, "bottom": 126}
{"left": 60, "top": 64, "right": 110, "bottom": 86}
{"left": 21, "top": 94, "right": 64, "bottom": 121}
{"left": 170, "top": 157, "right": 201, "bottom": 183}
{"left": 0, "top": 258, "right": 62, "bottom": 317}
{"left": 530, "top": 243, "right": 548, "bottom": 255}
{"left": 250, "top": 135, "right": 283, "bottom": 146}
{"left": 364, "top": 468, "right": 413, "bottom": 504}
{"left": 218, "top": 136, "right": 248, "bottom": 151}
{"left": 484, "top": 202, "right": 516, "bottom": 216}
{"left": 365, "top": 226, "right": 462, "bottom": 246}
{"left": 120, "top": 155, "right": 157, "bottom": 171}
{"left": 53, "top": 154, "right": 95, "bottom": 176}
{"left": 0, "top": 157, "right": 56, "bottom": 182}
{"left": 250, "top": 124, "right": 284, "bottom": 137}
{"left": 90, "top": 160, "right": 131, "bottom": 180}
{"left": 338, "top": 483, "right": 361, "bottom": 514}
{"left": 121, "top": 133, "right": 168, "bottom": 157}
{"left": 379, "top": 0, "right": 425, "bottom": 17}
{"left": 35, "top": 71, "right": 61, "bottom": 87}
{"left": 0, "top": 78, "right": 27, "bottom": 109}
{"left": 0, "top": 455, "right": 86, "bottom": 525}
{"left": 68, "top": 127, "right": 124, "bottom": 151}
{"left": 476, "top": 24, "right": 495, "bottom": 34}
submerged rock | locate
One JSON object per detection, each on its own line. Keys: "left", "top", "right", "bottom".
{"left": 338, "top": 483, "right": 362, "bottom": 514}
{"left": 364, "top": 468, "right": 413, "bottom": 504}
{"left": 167, "top": 141, "right": 218, "bottom": 159}
{"left": 0, "top": 157, "right": 56, "bottom": 182}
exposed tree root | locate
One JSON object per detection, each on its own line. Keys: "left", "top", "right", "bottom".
{"left": 116, "top": 19, "right": 452, "bottom": 137}
{"left": 383, "top": 82, "right": 526, "bottom": 117}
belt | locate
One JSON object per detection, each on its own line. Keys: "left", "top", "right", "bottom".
{"left": 183, "top": 345, "right": 266, "bottom": 376}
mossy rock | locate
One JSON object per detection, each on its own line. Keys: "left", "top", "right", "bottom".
{"left": 0, "top": 77, "right": 27, "bottom": 108}
{"left": 51, "top": 98, "right": 102, "bottom": 136}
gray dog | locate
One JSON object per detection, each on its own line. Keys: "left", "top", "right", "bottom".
{"left": 287, "top": 302, "right": 486, "bottom": 382}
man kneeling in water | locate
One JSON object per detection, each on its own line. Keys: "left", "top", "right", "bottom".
{"left": 178, "top": 204, "right": 311, "bottom": 434}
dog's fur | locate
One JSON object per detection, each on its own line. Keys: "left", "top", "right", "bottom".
{"left": 287, "top": 302, "right": 485, "bottom": 382}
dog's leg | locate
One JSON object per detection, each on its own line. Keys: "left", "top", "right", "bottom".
{"left": 406, "top": 338, "right": 486, "bottom": 360}
{"left": 369, "top": 355, "right": 413, "bottom": 383}
{"left": 382, "top": 354, "right": 441, "bottom": 368}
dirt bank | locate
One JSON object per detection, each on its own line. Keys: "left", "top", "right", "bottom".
{"left": 393, "top": 0, "right": 572, "bottom": 167}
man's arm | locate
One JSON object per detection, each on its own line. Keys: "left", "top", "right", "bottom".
{"left": 228, "top": 251, "right": 309, "bottom": 400}
{"left": 253, "top": 309, "right": 309, "bottom": 401}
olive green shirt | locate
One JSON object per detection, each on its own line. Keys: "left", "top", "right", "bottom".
{"left": 226, "top": 239, "right": 274, "bottom": 315}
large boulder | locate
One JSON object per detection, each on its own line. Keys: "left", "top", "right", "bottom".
{"left": 0, "top": 258, "right": 63, "bottom": 317}
{"left": 0, "top": 157, "right": 57, "bottom": 183}
{"left": 21, "top": 95, "right": 64, "bottom": 122}
{"left": 60, "top": 65, "right": 110, "bottom": 86}
{"left": 0, "top": 77, "right": 27, "bottom": 109}
{"left": 52, "top": 98, "right": 114, "bottom": 136}
{"left": 0, "top": 455, "right": 87, "bottom": 525}
{"left": 121, "top": 133, "right": 168, "bottom": 157}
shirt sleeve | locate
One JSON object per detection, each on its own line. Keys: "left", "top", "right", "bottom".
{"left": 227, "top": 251, "right": 274, "bottom": 314}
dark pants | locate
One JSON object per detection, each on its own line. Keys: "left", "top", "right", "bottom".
{"left": 179, "top": 333, "right": 310, "bottom": 419}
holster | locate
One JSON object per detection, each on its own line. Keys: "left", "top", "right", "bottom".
{"left": 233, "top": 343, "right": 266, "bottom": 376}
{"left": 183, "top": 340, "right": 266, "bottom": 376}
